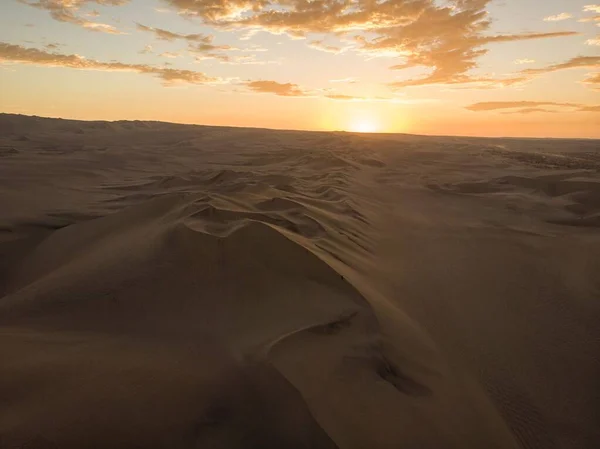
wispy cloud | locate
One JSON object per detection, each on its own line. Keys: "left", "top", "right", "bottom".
{"left": 0, "top": 42, "right": 219, "bottom": 85}
{"left": 476, "top": 56, "right": 600, "bottom": 91}
{"left": 583, "top": 5, "right": 600, "bottom": 13}
{"left": 466, "top": 101, "right": 600, "bottom": 113}
{"left": 329, "top": 77, "right": 358, "bottom": 84}
{"left": 543, "top": 13, "right": 573, "bottom": 22}
{"left": 584, "top": 72, "right": 600, "bottom": 88}
{"left": 159, "top": 51, "right": 180, "bottom": 58}
{"left": 520, "top": 56, "right": 600, "bottom": 77}
{"left": 44, "top": 42, "right": 63, "bottom": 50}
{"left": 139, "top": 44, "right": 153, "bottom": 54}
{"left": 135, "top": 23, "right": 211, "bottom": 43}
{"left": 18, "top": 0, "right": 128, "bottom": 34}
{"left": 243, "top": 80, "right": 308, "bottom": 97}
{"left": 136, "top": 23, "right": 241, "bottom": 62}
{"left": 308, "top": 40, "right": 346, "bottom": 54}
{"left": 578, "top": 15, "right": 600, "bottom": 22}
{"left": 514, "top": 59, "right": 535, "bottom": 65}
{"left": 325, "top": 94, "right": 409, "bottom": 103}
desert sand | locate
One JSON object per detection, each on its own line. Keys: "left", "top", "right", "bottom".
{"left": 0, "top": 114, "right": 599, "bottom": 448}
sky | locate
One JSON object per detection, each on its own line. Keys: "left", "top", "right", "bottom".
{"left": 0, "top": 0, "right": 599, "bottom": 138}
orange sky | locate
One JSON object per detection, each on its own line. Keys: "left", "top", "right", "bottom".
{"left": 0, "top": 0, "right": 599, "bottom": 137}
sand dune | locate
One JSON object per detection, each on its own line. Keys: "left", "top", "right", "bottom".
{"left": 1, "top": 114, "right": 599, "bottom": 448}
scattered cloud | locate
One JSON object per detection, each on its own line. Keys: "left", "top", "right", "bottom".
{"left": 474, "top": 56, "right": 600, "bottom": 90}
{"left": 578, "top": 14, "right": 600, "bottom": 22}
{"left": 18, "top": 0, "right": 128, "bottom": 34}
{"left": 136, "top": 23, "right": 238, "bottom": 62}
{"left": 243, "top": 80, "right": 308, "bottom": 97}
{"left": 217, "top": 55, "right": 280, "bottom": 65}
{"left": 543, "top": 13, "right": 573, "bottom": 22}
{"left": 159, "top": 51, "right": 180, "bottom": 58}
{"left": 478, "top": 31, "right": 578, "bottom": 44}
{"left": 503, "top": 108, "right": 557, "bottom": 114}
{"left": 308, "top": 40, "right": 345, "bottom": 54}
{"left": 583, "top": 72, "right": 600, "bottom": 89}
{"left": 0, "top": 42, "right": 218, "bottom": 85}
{"left": 135, "top": 23, "right": 211, "bottom": 43}
{"left": 325, "top": 94, "right": 404, "bottom": 102}
{"left": 514, "top": 59, "right": 535, "bottom": 65}
{"left": 44, "top": 42, "right": 64, "bottom": 50}
{"left": 329, "top": 77, "right": 358, "bottom": 83}
{"left": 188, "top": 40, "right": 234, "bottom": 53}
{"left": 587, "top": 37, "right": 600, "bottom": 45}
{"left": 466, "top": 101, "right": 600, "bottom": 113}
{"left": 160, "top": 0, "right": 579, "bottom": 88}
{"left": 139, "top": 44, "right": 153, "bottom": 54}
{"left": 520, "top": 56, "right": 600, "bottom": 76}
{"left": 583, "top": 5, "right": 600, "bottom": 13}
{"left": 239, "top": 44, "right": 268, "bottom": 52}
{"left": 325, "top": 94, "right": 358, "bottom": 100}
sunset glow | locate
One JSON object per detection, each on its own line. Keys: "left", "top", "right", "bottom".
{"left": 349, "top": 118, "right": 380, "bottom": 133}
{"left": 0, "top": 0, "right": 598, "bottom": 137}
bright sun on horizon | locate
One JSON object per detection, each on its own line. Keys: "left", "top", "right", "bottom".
{"left": 349, "top": 119, "right": 380, "bottom": 133}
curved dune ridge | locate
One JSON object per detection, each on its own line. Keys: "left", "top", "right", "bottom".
{"left": 1, "top": 114, "right": 600, "bottom": 448}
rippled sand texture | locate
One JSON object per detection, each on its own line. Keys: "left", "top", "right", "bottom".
{"left": 1, "top": 114, "right": 599, "bottom": 448}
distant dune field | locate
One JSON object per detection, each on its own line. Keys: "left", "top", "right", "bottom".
{"left": 1, "top": 114, "right": 599, "bottom": 449}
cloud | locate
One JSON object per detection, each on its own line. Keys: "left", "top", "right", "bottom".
{"left": 584, "top": 5, "right": 600, "bottom": 13}
{"left": 521, "top": 56, "right": 600, "bottom": 76}
{"left": 243, "top": 80, "right": 308, "bottom": 96}
{"left": 0, "top": 42, "right": 218, "bottom": 85}
{"left": 329, "top": 77, "right": 358, "bottom": 83}
{"left": 136, "top": 23, "right": 237, "bottom": 61}
{"left": 514, "top": 59, "right": 535, "bottom": 65}
{"left": 242, "top": 81, "right": 418, "bottom": 102}
{"left": 466, "top": 101, "right": 600, "bottom": 113}
{"left": 159, "top": 51, "right": 180, "bottom": 58}
{"left": 216, "top": 54, "right": 280, "bottom": 65}
{"left": 325, "top": 94, "right": 404, "bottom": 102}
{"left": 478, "top": 31, "right": 578, "bottom": 43}
{"left": 18, "top": 0, "right": 128, "bottom": 34}
{"left": 503, "top": 108, "right": 558, "bottom": 114}
{"left": 308, "top": 40, "right": 345, "bottom": 54}
{"left": 135, "top": 23, "right": 211, "bottom": 43}
{"left": 587, "top": 37, "right": 600, "bottom": 45}
{"left": 160, "top": 0, "right": 267, "bottom": 21}
{"left": 44, "top": 42, "right": 63, "bottom": 50}
{"left": 490, "top": 56, "right": 600, "bottom": 90}
{"left": 160, "top": 0, "right": 579, "bottom": 88}
{"left": 139, "top": 44, "right": 153, "bottom": 54}
{"left": 580, "top": 104, "right": 600, "bottom": 112}
{"left": 584, "top": 72, "right": 600, "bottom": 88}
{"left": 544, "top": 13, "right": 573, "bottom": 22}
{"left": 325, "top": 94, "right": 358, "bottom": 100}
{"left": 578, "top": 14, "right": 600, "bottom": 22}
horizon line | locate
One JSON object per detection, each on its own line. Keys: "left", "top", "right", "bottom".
{"left": 1, "top": 112, "right": 598, "bottom": 141}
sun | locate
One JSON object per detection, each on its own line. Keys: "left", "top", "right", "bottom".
{"left": 349, "top": 118, "right": 379, "bottom": 133}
